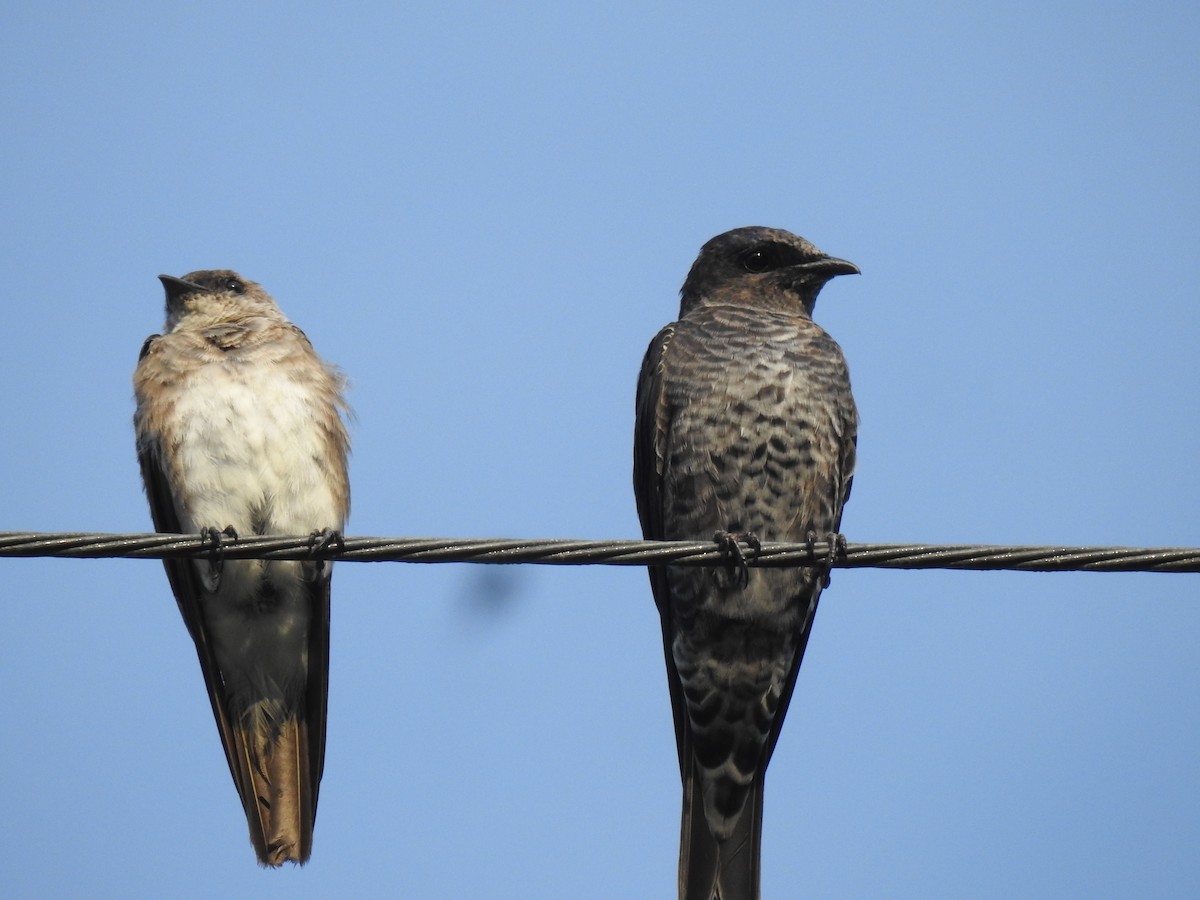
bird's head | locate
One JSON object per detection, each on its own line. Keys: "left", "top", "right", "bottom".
{"left": 159, "top": 270, "right": 282, "bottom": 331}
{"left": 679, "top": 226, "right": 859, "bottom": 317}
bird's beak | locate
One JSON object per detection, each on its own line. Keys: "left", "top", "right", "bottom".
{"left": 793, "top": 256, "right": 861, "bottom": 278}
{"left": 158, "top": 274, "right": 208, "bottom": 301}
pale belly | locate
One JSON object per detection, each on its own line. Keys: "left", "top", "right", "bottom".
{"left": 165, "top": 365, "right": 340, "bottom": 708}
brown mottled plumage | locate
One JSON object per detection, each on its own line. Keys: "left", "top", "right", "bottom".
{"left": 134, "top": 270, "right": 350, "bottom": 865}
{"left": 634, "top": 228, "right": 858, "bottom": 899}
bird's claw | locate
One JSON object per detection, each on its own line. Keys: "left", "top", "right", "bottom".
{"left": 806, "top": 529, "right": 846, "bottom": 588}
{"left": 713, "top": 530, "right": 761, "bottom": 588}
{"left": 308, "top": 528, "right": 344, "bottom": 573}
{"left": 199, "top": 525, "right": 238, "bottom": 587}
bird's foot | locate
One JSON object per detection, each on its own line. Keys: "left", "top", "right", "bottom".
{"left": 199, "top": 525, "right": 238, "bottom": 588}
{"left": 308, "top": 528, "right": 344, "bottom": 574}
{"left": 806, "top": 529, "right": 846, "bottom": 588}
{"left": 713, "top": 530, "right": 761, "bottom": 588}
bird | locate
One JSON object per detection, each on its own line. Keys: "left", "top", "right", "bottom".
{"left": 634, "top": 227, "right": 859, "bottom": 899}
{"left": 133, "top": 270, "right": 350, "bottom": 866}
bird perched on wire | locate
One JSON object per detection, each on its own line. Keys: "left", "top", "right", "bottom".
{"left": 133, "top": 270, "right": 350, "bottom": 866}
{"left": 634, "top": 227, "right": 859, "bottom": 899}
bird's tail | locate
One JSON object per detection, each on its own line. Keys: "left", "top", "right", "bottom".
{"left": 227, "top": 709, "right": 317, "bottom": 867}
{"left": 679, "top": 762, "right": 764, "bottom": 900}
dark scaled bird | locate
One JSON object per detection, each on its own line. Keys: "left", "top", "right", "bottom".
{"left": 133, "top": 270, "right": 350, "bottom": 865}
{"left": 634, "top": 227, "right": 859, "bottom": 899}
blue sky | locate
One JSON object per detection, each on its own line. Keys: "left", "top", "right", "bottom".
{"left": 1, "top": 2, "right": 1198, "bottom": 897}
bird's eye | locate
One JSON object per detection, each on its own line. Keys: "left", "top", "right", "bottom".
{"left": 740, "top": 246, "right": 782, "bottom": 273}
{"left": 226, "top": 278, "right": 245, "bottom": 294}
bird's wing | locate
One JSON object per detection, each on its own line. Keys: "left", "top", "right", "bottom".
{"left": 761, "top": 355, "right": 858, "bottom": 770}
{"left": 135, "top": 335, "right": 263, "bottom": 852}
{"left": 633, "top": 323, "right": 691, "bottom": 774}
{"left": 633, "top": 323, "right": 674, "bottom": 543}
{"left": 304, "top": 574, "right": 331, "bottom": 805}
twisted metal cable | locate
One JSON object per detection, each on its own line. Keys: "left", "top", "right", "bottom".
{"left": 1, "top": 531, "right": 1198, "bottom": 573}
